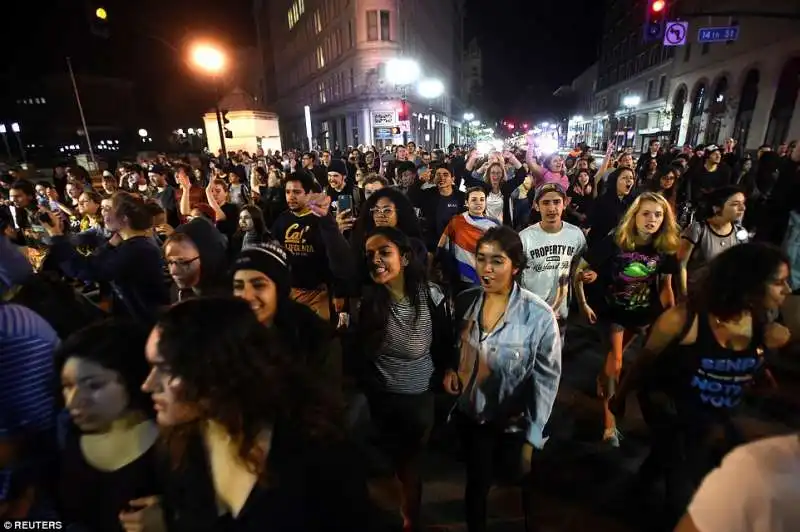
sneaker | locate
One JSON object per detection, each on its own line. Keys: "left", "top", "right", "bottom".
{"left": 603, "top": 427, "right": 622, "bottom": 448}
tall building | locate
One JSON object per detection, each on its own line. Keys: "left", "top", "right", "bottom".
{"left": 592, "top": 0, "right": 676, "bottom": 151}
{"left": 666, "top": 0, "right": 800, "bottom": 150}
{"left": 254, "top": 0, "right": 466, "bottom": 150}
{"left": 564, "top": 63, "right": 598, "bottom": 147}
{"left": 462, "top": 38, "right": 483, "bottom": 110}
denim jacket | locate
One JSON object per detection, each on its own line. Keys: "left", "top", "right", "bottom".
{"left": 453, "top": 284, "right": 562, "bottom": 449}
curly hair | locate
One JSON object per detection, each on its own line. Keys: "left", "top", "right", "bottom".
{"left": 351, "top": 187, "right": 422, "bottom": 246}
{"left": 688, "top": 242, "right": 789, "bottom": 322}
{"left": 155, "top": 297, "right": 344, "bottom": 475}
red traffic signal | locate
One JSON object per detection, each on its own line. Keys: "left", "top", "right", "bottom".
{"left": 651, "top": 0, "right": 665, "bottom": 12}
{"left": 644, "top": 0, "right": 667, "bottom": 41}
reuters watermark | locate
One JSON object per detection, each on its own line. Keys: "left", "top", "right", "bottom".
{"left": 2, "top": 523, "right": 63, "bottom": 530}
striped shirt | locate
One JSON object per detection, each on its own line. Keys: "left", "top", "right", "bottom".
{"left": 373, "top": 289, "right": 434, "bottom": 394}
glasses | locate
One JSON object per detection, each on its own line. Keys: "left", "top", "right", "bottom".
{"left": 370, "top": 207, "right": 395, "bottom": 216}
{"left": 166, "top": 256, "right": 200, "bottom": 270}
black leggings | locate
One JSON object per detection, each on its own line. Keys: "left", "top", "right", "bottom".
{"left": 454, "top": 411, "right": 537, "bottom": 532}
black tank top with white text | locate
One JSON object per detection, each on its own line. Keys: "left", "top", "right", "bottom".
{"left": 670, "top": 313, "right": 765, "bottom": 415}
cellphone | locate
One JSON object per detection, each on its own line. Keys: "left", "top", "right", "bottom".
{"left": 337, "top": 194, "right": 353, "bottom": 213}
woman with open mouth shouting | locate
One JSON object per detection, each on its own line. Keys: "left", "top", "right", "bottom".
{"left": 574, "top": 192, "right": 680, "bottom": 447}
{"left": 356, "top": 227, "right": 455, "bottom": 532}
{"left": 443, "top": 226, "right": 562, "bottom": 532}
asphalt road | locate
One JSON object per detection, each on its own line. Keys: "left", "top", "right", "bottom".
{"left": 366, "top": 315, "right": 800, "bottom": 532}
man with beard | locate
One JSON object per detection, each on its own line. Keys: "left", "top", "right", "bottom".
{"left": 271, "top": 172, "right": 354, "bottom": 322}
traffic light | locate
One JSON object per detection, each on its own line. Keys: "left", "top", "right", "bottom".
{"left": 644, "top": 0, "right": 667, "bottom": 42}
{"left": 398, "top": 101, "right": 409, "bottom": 122}
{"left": 88, "top": 3, "right": 110, "bottom": 38}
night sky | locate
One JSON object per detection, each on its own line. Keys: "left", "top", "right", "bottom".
{"left": 3, "top": 0, "right": 602, "bottom": 126}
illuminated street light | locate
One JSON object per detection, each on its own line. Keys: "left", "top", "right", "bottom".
{"left": 197, "top": 128, "right": 204, "bottom": 135}
{"left": 138, "top": 129, "right": 148, "bottom": 137}
{"left": 622, "top": 95, "right": 641, "bottom": 108}
{"left": 11, "top": 123, "right": 20, "bottom": 133}
{"left": 0, "top": 125, "right": 5, "bottom": 134}
{"left": 464, "top": 112, "right": 475, "bottom": 121}
{"left": 417, "top": 78, "right": 444, "bottom": 99}
{"left": 188, "top": 128, "right": 195, "bottom": 135}
{"left": 190, "top": 43, "right": 226, "bottom": 75}
{"left": 386, "top": 58, "right": 421, "bottom": 86}
{"left": 95, "top": 7, "right": 108, "bottom": 20}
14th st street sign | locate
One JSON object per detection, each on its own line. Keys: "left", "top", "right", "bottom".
{"left": 698, "top": 26, "right": 740, "bottom": 43}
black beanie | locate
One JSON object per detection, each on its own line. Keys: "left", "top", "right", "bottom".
{"left": 327, "top": 159, "right": 347, "bottom": 176}
{"left": 232, "top": 242, "right": 292, "bottom": 300}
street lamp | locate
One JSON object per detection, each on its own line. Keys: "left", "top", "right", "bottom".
{"left": 138, "top": 128, "right": 148, "bottom": 138}
{"left": 386, "top": 58, "right": 420, "bottom": 145}
{"left": 622, "top": 95, "right": 641, "bottom": 108}
{"left": 417, "top": 78, "right": 444, "bottom": 99}
{"left": 10, "top": 123, "right": 26, "bottom": 163}
{"left": 190, "top": 43, "right": 225, "bottom": 75}
{"left": 386, "top": 58, "right": 420, "bottom": 86}
{"left": 417, "top": 79, "right": 444, "bottom": 149}
{"left": 189, "top": 42, "right": 228, "bottom": 161}
{"left": 463, "top": 112, "right": 475, "bottom": 121}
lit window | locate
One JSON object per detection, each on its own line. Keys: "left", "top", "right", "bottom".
{"left": 314, "top": 10, "right": 322, "bottom": 34}
{"left": 380, "top": 11, "right": 390, "bottom": 41}
{"left": 316, "top": 46, "right": 326, "bottom": 69}
{"left": 367, "top": 10, "right": 378, "bottom": 41}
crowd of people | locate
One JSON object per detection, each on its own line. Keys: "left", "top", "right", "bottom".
{"left": 0, "top": 137, "right": 798, "bottom": 532}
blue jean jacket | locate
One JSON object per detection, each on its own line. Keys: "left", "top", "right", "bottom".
{"left": 454, "top": 284, "right": 562, "bottom": 449}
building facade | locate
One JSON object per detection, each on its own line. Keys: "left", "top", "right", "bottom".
{"left": 591, "top": 0, "right": 676, "bottom": 151}
{"left": 566, "top": 63, "right": 598, "bottom": 147}
{"left": 254, "top": 0, "right": 465, "bottom": 150}
{"left": 666, "top": 1, "right": 800, "bottom": 150}
{"left": 462, "top": 37, "right": 483, "bottom": 110}
{"left": 586, "top": 0, "right": 800, "bottom": 153}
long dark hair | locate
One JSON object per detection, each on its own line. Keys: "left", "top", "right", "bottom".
{"left": 688, "top": 242, "right": 789, "bottom": 322}
{"left": 55, "top": 318, "right": 152, "bottom": 414}
{"left": 351, "top": 187, "right": 422, "bottom": 244}
{"left": 235, "top": 204, "right": 269, "bottom": 240}
{"left": 155, "top": 297, "right": 343, "bottom": 474}
{"left": 359, "top": 227, "right": 428, "bottom": 357}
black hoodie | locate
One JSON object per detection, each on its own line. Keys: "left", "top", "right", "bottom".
{"left": 587, "top": 169, "right": 634, "bottom": 248}
{"left": 171, "top": 218, "right": 229, "bottom": 302}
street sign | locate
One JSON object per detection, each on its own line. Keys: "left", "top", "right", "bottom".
{"left": 663, "top": 21, "right": 688, "bottom": 46}
{"left": 698, "top": 26, "right": 739, "bottom": 43}
{"left": 374, "top": 127, "right": 394, "bottom": 140}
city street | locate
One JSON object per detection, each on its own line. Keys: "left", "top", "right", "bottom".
{"left": 367, "top": 316, "right": 800, "bottom": 532}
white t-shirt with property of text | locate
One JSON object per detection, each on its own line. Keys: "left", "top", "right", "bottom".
{"left": 519, "top": 222, "right": 587, "bottom": 319}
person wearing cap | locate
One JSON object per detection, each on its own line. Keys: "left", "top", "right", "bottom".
{"left": 148, "top": 165, "right": 180, "bottom": 228}
{"left": 231, "top": 242, "right": 342, "bottom": 387}
{"left": 324, "top": 159, "right": 361, "bottom": 210}
{"left": 519, "top": 183, "right": 587, "bottom": 337}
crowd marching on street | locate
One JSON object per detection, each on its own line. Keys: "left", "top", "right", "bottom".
{"left": 1, "top": 135, "right": 799, "bottom": 532}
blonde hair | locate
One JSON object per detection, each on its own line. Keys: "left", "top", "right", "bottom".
{"left": 615, "top": 192, "right": 680, "bottom": 254}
